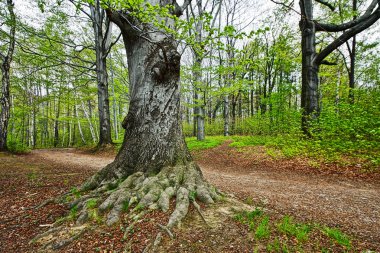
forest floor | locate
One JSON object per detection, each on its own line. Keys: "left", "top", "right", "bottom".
{"left": 1, "top": 143, "right": 380, "bottom": 252}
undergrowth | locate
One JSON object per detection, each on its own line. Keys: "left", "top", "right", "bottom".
{"left": 233, "top": 209, "right": 354, "bottom": 252}
{"left": 185, "top": 135, "right": 380, "bottom": 169}
{"left": 185, "top": 136, "right": 229, "bottom": 151}
{"left": 7, "top": 140, "right": 31, "bottom": 154}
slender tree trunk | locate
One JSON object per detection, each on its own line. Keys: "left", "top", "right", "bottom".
{"left": 90, "top": 0, "right": 113, "bottom": 146}
{"left": 238, "top": 90, "right": 242, "bottom": 119}
{"left": 109, "top": 53, "right": 119, "bottom": 140}
{"left": 81, "top": 101, "right": 97, "bottom": 143}
{"left": 75, "top": 102, "right": 86, "bottom": 145}
{"left": 231, "top": 95, "right": 237, "bottom": 134}
{"left": 300, "top": 0, "right": 319, "bottom": 136}
{"left": 250, "top": 89, "right": 254, "bottom": 117}
{"left": 194, "top": 57, "right": 205, "bottom": 140}
{"left": 0, "top": 0, "right": 16, "bottom": 151}
{"left": 32, "top": 97, "right": 37, "bottom": 148}
{"left": 54, "top": 97, "right": 60, "bottom": 148}
{"left": 348, "top": 0, "right": 357, "bottom": 104}
{"left": 0, "top": 63, "right": 12, "bottom": 151}
{"left": 193, "top": 89, "right": 198, "bottom": 137}
{"left": 224, "top": 94, "right": 229, "bottom": 136}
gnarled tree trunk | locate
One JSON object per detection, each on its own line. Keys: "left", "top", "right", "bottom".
{"left": 72, "top": 0, "right": 217, "bottom": 235}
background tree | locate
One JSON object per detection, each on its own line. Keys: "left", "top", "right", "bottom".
{"left": 0, "top": 0, "right": 16, "bottom": 151}
{"left": 299, "top": 0, "right": 380, "bottom": 135}
{"left": 72, "top": 0, "right": 121, "bottom": 146}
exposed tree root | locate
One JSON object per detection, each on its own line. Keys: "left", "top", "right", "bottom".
{"left": 32, "top": 161, "right": 219, "bottom": 251}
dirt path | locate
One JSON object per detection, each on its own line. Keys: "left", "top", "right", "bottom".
{"left": 31, "top": 146, "right": 380, "bottom": 249}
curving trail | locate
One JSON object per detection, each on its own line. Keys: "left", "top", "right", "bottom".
{"left": 32, "top": 146, "right": 380, "bottom": 249}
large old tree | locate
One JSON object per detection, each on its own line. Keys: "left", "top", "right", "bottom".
{"left": 0, "top": 0, "right": 16, "bottom": 151}
{"left": 65, "top": 0, "right": 218, "bottom": 239}
{"left": 299, "top": 0, "right": 380, "bottom": 134}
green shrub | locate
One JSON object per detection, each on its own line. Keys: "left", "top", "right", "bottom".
{"left": 7, "top": 140, "right": 30, "bottom": 154}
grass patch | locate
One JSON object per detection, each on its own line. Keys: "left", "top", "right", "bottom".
{"left": 69, "top": 205, "right": 78, "bottom": 220}
{"left": 185, "top": 136, "right": 229, "bottom": 151}
{"left": 86, "top": 199, "right": 97, "bottom": 209}
{"left": 322, "top": 227, "right": 351, "bottom": 249}
{"left": 233, "top": 210, "right": 359, "bottom": 252}
{"left": 255, "top": 216, "right": 271, "bottom": 239}
{"left": 200, "top": 134, "right": 380, "bottom": 169}
{"left": 277, "top": 215, "right": 311, "bottom": 242}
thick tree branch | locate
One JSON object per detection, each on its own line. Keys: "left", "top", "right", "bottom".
{"left": 315, "top": 0, "right": 378, "bottom": 31}
{"left": 314, "top": 8, "right": 380, "bottom": 65}
{"left": 103, "top": 32, "right": 122, "bottom": 59}
{"left": 175, "top": 0, "right": 192, "bottom": 16}
{"left": 4, "top": 0, "right": 16, "bottom": 63}
{"left": 320, "top": 60, "right": 337, "bottom": 65}
{"left": 0, "top": 52, "right": 5, "bottom": 62}
{"left": 315, "top": 0, "right": 335, "bottom": 11}
{"left": 102, "top": 16, "right": 112, "bottom": 50}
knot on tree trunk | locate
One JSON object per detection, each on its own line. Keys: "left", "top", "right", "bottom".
{"left": 149, "top": 40, "right": 180, "bottom": 84}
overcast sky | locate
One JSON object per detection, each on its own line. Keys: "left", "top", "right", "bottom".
{"left": 10, "top": 0, "right": 380, "bottom": 57}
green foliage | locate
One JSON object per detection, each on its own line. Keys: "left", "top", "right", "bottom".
{"left": 185, "top": 136, "right": 228, "bottom": 151}
{"left": 322, "top": 227, "right": 351, "bottom": 249}
{"left": 233, "top": 208, "right": 264, "bottom": 234}
{"left": 233, "top": 209, "right": 359, "bottom": 251}
{"left": 70, "top": 187, "right": 81, "bottom": 198}
{"left": 277, "top": 216, "right": 311, "bottom": 242}
{"left": 69, "top": 205, "right": 78, "bottom": 220}
{"left": 191, "top": 132, "right": 380, "bottom": 168}
{"left": 86, "top": 199, "right": 97, "bottom": 209}
{"left": 89, "top": 209, "right": 102, "bottom": 223}
{"left": 189, "top": 190, "right": 197, "bottom": 202}
{"left": 255, "top": 216, "right": 271, "bottom": 240}
{"left": 7, "top": 141, "right": 30, "bottom": 154}
{"left": 122, "top": 200, "right": 129, "bottom": 212}
{"left": 266, "top": 238, "right": 282, "bottom": 252}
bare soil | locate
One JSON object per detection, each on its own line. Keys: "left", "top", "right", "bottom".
{"left": 1, "top": 144, "right": 379, "bottom": 252}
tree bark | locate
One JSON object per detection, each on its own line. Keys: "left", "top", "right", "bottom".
{"left": 0, "top": 0, "right": 16, "bottom": 151}
{"left": 54, "top": 96, "right": 60, "bottom": 148}
{"left": 90, "top": 22, "right": 190, "bottom": 180}
{"left": 194, "top": 56, "right": 205, "bottom": 141}
{"left": 66, "top": 1, "right": 221, "bottom": 232}
{"left": 348, "top": 0, "right": 357, "bottom": 104}
{"left": 82, "top": 1, "right": 209, "bottom": 186}
{"left": 90, "top": 0, "right": 113, "bottom": 146}
{"left": 300, "top": 0, "right": 319, "bottom": 135}
{"left": 109, "top": 53, "right": 119, "bottom": 140}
